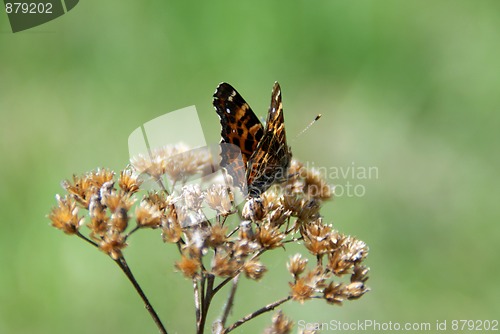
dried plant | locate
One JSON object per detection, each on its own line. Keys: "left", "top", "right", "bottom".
{"left": 47, "top": 143, "right": 369, "bottom": 334}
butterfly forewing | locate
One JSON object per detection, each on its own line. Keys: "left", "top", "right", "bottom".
{"left": 213, "top": 83, "right": 264, "bottom": 165}
{"left": 246, "top": 82, "right": 292, "bottom": 197}
{"left": 213, "top": 82, "right": 292, "bottom": 198}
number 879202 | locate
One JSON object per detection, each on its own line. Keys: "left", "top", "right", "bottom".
{"left": 5, "top": 2, "right": 53, "bottom": 14}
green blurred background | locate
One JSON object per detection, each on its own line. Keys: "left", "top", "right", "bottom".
{"left": 1, "top": 1, "right": 499, "bottom": 333}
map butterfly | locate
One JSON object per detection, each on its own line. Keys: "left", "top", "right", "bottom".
{"left": 213, "top": 82, "right": 292, "bottom": 197}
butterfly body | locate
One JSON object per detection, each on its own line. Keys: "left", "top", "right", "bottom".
{"left": 213, "top": 82, "right": 292, "bottom": 197}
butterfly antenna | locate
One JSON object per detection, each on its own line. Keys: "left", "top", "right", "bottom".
{"left": 293, "top": 114, "right": 322, "bottom": 140}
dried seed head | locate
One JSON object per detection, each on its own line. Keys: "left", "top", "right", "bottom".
{"left": 99, "top": 232, "right": 127, "bottom": 260}
{"left": 323, "top": 281, "right": 369, "bottom": 305}
{"left": 297, "top": 199, "right": 321, "bottom": 221}
{"left": 88, "top": 194, "right": 109, "bottom": 238}
{"left": 204, "top": 184, "right": 233, "bottom": 216}
{"left": 351, "top": 265, "right": 370, "bottom": 283}
{"left": 267, "top": 205, "right": 290, "bottom": 227}
{"left": 62, "top": 174, "right": 95, "bottom": 209}
{"left": 242, "top": 198, "right": 266, "bottom": 221}
{"left": 233, "top": 238, "right": 260, "bottom": 258}
{"left": 175, "top": 204, "right": 204, "bottom": 228}
{"left": 301, "top": 218, "right": 332, "bottom": 256}
{"left": 206, "top": 224, "right": 228, "bottom": 248}
{"left": 48, "top": 194, "right": 83, "bottom": 235}
{"left": 282, "top": 192, "right": 303, "bottom": 216}
{"left": 289, "top": 277, "right": 315, "bottom": 303}
{"left": 261, "top": 190, "right": 282, "bottom": 212}
{"left": 144, "top": 192, "right": 171, "bottom": 211}
{"left": 256, "top": 222, "right": 284, "bottom": 249}
{"left": 238, "top": 221, "right": 255, "bottom": 241}
{"left": 110, "top": 207, "right": 129, "bottom": 233}
{"left": 173, "top": 148, "right": 212, "bottom": 179}
{"left": 175, "top": 255, "right": 201, "bottom": 278}
{"left": 161, "top": 213, "right": 183, "bottom": 243}
{"left": 305, "top": 266, "right": 329, "bottom": 290}
{"left": 263, "top": 311, "right": 294, "bottom": 334}
{"left": 180, "top": 184, "right": 204, "bottom": 211}
{"left": 345, "top": 281, "right": 369, "bottom": 300}
{"left": 343, "top": 237, "right": 368, "bottom": 263}
{"left": 135, "top": 200, "right": 162, "bottom": 228}
{"left": 131, "top": 143, "right": 191, "bottom": 180}
{"left": 288, "top": 159, "right": 305, "bottom": 177}
{"left": 323, "top": 282, "right": 344, "bottom": 305}
{"left": 183, "top": 227, "right": 209, "bottom": 256}
{"left": 101, "top": 190, "right": 135, "bottom": 214}
{"left": 287, "top": 254, "right": 308, "bottom": 278}
{"left": 90, "top": 168, "right": 115, "bottom": 188}
{"left": 211, "top": 250, "right": 240, "bottom": 277}
{"left": 130, "top": 153, "right": 166, "bottom": 180}
{"left": 303, "top": 168, "right": 332, "bottom": 200}
{"left": 119, "top": 168, "right": 142, "bottom": 194}
{"left": 327, "top": 236, "right": 369, "bottom": 275}
{"left": 242, "top": 259, "right": 267, "bottom": 280}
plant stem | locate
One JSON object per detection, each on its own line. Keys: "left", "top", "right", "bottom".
{"left": 124, "top": 225, "right": 141, "bottom": 240}
{"left": 194, "top": 278, "right": 201, "bottom": 331}
{"left": 220, "top": 274, "right": 240, "bottom": 327}
{"left": 198, "top": 274, "right": 215, "bottom": 334}
{"left": 115, "top": 257, "right": 168, "bottom": 334}
{"left": 76, "top": 217, "right": 166, "bottom": 332}
{"left": 213, "top": 276, "right": 232, "bottom": 295}
{"left": 76, "top": 231, "right": 98, "bottom": 247}
{"left": 223, "top": 296, "right": 292, "bottom": 333}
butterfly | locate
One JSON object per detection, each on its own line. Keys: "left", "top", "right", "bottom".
{"left": 213, "top": 82, "right": 292, "bottom": 197}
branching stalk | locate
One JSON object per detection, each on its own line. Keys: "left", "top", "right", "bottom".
{"left": 115, "top": 257, "right": 168, "bottom": 334}
{"left": 223, "top": 296, "right": 292, "bottom": 333}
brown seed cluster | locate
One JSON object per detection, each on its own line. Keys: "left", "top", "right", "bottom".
{"left": 48, "top": 167, "right": 142, "bottom": 259}
{"left": 263, "top": 311, "right": 294, "bottom": 334}
{"left": 47, "top": 143, "right": 369, "bottom": 332}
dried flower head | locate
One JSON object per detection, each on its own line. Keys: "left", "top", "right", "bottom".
{"left": 130, "top": 143, "right": 212, "bottom": 185}
{"left": 242, "top": 259, "right": 267, "bottom": 280}
{"left": 175, "top": 255, "right": 201, "bottom": 278}
{"left": 263, "top": 311, "right": 294, "bottom": 334}
{"left": 206, "top": 224, "right": 228, "bottom": 248}
{"left": 119, "top": 168, "right": 142, "bottom": 194}
{"left": 47, "top": 143, "right": 369, "bottom": 334}
{"left": 289, "top": 276, "right": 315, "bottom": 303}
{"left": 256, "top": 222, "right": 285, "bottom": 249}
{"left": 211, "top": 250, "right": 241, "bottom": 277}
{"left": 204, "top": 184, "right": 234, "bottom": 216}
{"left": 161, "top": 210, "right": 182, "bottom": 243}
{"left": 99, "top": 231, "right": 127, "bottom": 260}
{"left": 130, "top": 144, "right": 189, "bottom": 179}
{"left": 287, "top": 253, "right": 308, "bottom": 278}
{"left": 135, "top": 200, "right": 162, "bottom": 228}
{"left": 48, "top": 194, "right": 83, "bottom": 234}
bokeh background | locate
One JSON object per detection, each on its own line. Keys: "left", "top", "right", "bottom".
{"left": 1, "top": 1, "right": 499, "bottom": 333}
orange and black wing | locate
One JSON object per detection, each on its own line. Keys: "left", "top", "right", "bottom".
{"left": 246, "top": 82, "right": 292, "bottom": 197}
{"left": 213, "top": 83, "right": 264, "bottom": 191}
